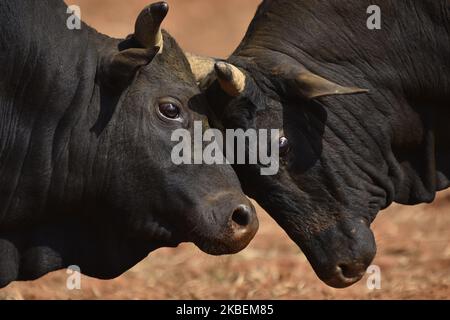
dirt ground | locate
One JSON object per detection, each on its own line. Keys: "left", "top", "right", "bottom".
{"left": 0, "top": 0, "right": 449, "bottom": 300}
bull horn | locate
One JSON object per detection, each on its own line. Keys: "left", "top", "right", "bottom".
{"left": 214, "top": 61, "right": 247, "bottom": 97}
{"left": 270, "top": 55, "right": 368, "bottom": 100}
{"left": 134, "top": 2, "right": 169, "bottom": 52}
{"left": 295, "top": 72, "right": 369, "bottom": 99}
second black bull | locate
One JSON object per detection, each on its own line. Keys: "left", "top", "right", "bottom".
{"left": 188, "top": 0, "right": 450, "bottom": 288}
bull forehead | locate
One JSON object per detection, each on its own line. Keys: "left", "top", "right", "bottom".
{"left": 255, "top": 106, "right": 283, "bottom": 130}
{"left": 140, "top": 69, "right": 199, "bottom": 100}
{"left": 135, "top": 61, "right": 205, "bottom": 118}
{"left": 225, "top": 82, "right": 284, "bottom": 131}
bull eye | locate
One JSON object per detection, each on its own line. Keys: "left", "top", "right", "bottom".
{"left": 279, "top": 136, "right": 290, "bottom": 156}
{"left": 158, "top": 102, "right": 180, "bottom": 119}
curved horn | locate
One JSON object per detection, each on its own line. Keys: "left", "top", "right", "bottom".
{"left": 269, "top": 53, "right": 368, "bottom": 100}
{"left": 294, "top": 71, "right": 369, "bottom": 99}
{"left": 214, "top": 61, "right": 247, "bottom": 97}
{"left": 134, "top": 2, "right": 169, "bottom": 52}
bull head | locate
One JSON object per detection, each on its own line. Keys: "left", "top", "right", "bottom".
{"left": 101, "top": 2, "right": 168, "bottom": 88}
{"left": 187, "top": 53, "right": 368, "bottom": 100}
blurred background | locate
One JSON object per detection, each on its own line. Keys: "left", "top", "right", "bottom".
{"left": 1, "top": 0, "right": 449, "bottom": 299}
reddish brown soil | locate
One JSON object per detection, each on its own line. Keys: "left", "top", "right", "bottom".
{"left": 1, "top": 0, "right": 449, "bottom": 300}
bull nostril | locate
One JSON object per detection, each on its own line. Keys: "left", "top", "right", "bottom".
{"left": 338, "top": 263, "right": 365, "bottom": 279}
{"left": 339, "top": 264, "right": 352, "bottom": 279}
{"left": 231, "top": 205, "right": 251, "bottom": 227}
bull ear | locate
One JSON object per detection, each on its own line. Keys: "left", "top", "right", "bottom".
{"left": 103, "top": 46, "right": 160, "bottom": 86}
{"left": 100, "top": 2, "right": 168, "bottom": 89}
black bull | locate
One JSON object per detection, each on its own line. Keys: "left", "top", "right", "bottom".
{"left": 189, "top": 0, "right": 450, "bottom": 287}
{"left": 0, "top": 1, "right": 259, "bottom": 288}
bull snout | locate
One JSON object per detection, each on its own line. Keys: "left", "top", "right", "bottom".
{"left": 303, "top": 219, "right": 376, "bottom": 288}
{"left": 323, "top": 257, "right": 374, "bottom": 288}
{"left": 192, "top": 194, "right": 258, "bottom": 255}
